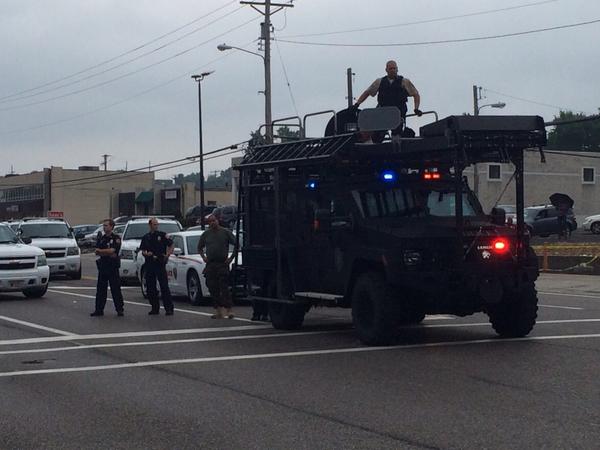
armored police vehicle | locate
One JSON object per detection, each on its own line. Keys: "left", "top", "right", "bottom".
{"left": 234, "top": 109, "right": 545, "bottom": 345}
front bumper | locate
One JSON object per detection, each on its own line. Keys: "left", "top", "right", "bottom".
{"left": 119, "top": 258, "right": 138, "bottom": 280}
{"left": 0, "top": 266, "right": 50, "bottom": 292}
{"left": 47, "top": 255, "right": 81, "bottom": 275}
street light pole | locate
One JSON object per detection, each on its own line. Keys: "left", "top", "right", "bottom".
{"left": 191, "top": 71, "right": 213, "bottom": 230}
{"left": 473, "top": 85, "right": 480, "bottom": 196}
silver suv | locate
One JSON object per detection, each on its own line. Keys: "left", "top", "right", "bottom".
{"left": 17, "top": 218, "right": 82, "bottom": 279}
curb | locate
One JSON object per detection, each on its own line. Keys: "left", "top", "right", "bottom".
{"left": 537, "top": 255, "right": 600, "bottom": 275}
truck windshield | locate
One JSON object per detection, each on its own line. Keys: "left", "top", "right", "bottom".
{"left": 0, "top": 225, "right": 19, "bottom": 243}
{"left": 20, "top": 223, "right": 72, "bottom": 239}
{"left": 357, "top": 188, "right": 478, "bottom": 218}
{"left": 123, "top": 223, "right": 181, "bottom": 240}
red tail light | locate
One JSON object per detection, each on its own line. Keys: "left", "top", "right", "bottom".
{"left": 492, "top": 238, "right": 509, "bottom": 253}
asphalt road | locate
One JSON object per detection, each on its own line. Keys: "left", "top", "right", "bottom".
{"left": 1, "top": 254, "right": 599, "bottom": 449}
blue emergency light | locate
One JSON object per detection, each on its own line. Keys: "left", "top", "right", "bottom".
{"left": 381, "top": 170, "right": 397, "bottom": 182}
{"left": 307, "top": 180, "right": 318, "bottom": 190}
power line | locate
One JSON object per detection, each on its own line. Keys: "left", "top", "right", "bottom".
{"left": 0, "top": 41, "right": 258, "bottom": 136}
{"left": 0, "top": 5, "right": 245, "bottom": 105}
{"left": 280, "top": 0, "right": 559, "bottom": 38}
{"left": 0, "top": 142, "right": 248, "bottom": 189}
{"left": 545, "top": 115, "right": 600, "bottom": 126}
{"left": 274, "top": 18, "right": 600, "bottom": 47}
{"left": 0, "top": 17, "right": 259, "bottom": 113}
{"left": 274, "top": 36, "right": 299, "bottom": 117}
{"left": 0, "top": 0, "right": 238, "bottom": 103}
{"left": 483, "top": 88, "right": 586, "bottom": 113}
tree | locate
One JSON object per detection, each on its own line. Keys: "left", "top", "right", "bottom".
{"left": 547, "top": 110, "right": 600, "bottom": 151}
{"left": 275, "top": 125, "right": 300, "bottom": 142}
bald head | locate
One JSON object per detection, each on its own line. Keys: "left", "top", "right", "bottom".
{"left": 385, "top": 60, "right": 398, "bottom": 79}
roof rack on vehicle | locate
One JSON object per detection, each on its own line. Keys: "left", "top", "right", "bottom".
{"left": 21, "top": 217, "right": 66, "bottom": 222}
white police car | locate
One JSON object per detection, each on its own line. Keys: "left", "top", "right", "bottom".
{"left": 135, "top": 229, "right": 243, "bottom": 303}
{"left": 118, "top": 217, "right": 182, "bottom": 283}
{"left": 0, "top": 223, "right": 49, "bottom": 297}
{"left": 17, "top": 218, "right": 81, "bottom": 279}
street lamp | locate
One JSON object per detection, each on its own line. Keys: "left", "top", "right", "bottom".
{"left": 477, "top": 102, "right": 506, "bottom": 114}
{"left": 191, "top": 71, "right": 213, "bottom": 230}
{"left": 218, "top": 42, "right": 271, "bottom": 143}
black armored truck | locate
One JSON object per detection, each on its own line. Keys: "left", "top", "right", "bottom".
{"left": 234, "top": 110, "right": 545, "bottom": 345}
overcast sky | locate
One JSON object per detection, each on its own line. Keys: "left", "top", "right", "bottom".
{"left": 1, "top": 0, "right": 599, "bottom": 179}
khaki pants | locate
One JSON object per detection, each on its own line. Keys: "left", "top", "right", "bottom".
{"left": 204, "top": 262, "right": 233, "bottom": 309}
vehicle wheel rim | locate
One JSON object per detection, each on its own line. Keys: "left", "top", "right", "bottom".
{"left": 188, "top": 276, "right": 199, "bottom": 300}
{"left": 593, "top": 223, "right": 600, "bottom": 233}
{"left": 141, "top": 271, "right": 147, "bottom": 296}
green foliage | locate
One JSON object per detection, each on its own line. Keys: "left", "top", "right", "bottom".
{"left": 547, "top": 110, "right": 600, "bottom": 151}
{"left": 173, "top": 168, "right": 231, "bottom": 189}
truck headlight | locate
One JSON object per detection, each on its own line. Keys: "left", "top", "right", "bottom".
{"left": 67, "top": 246, "right": 80, "bottom": 256}
{"left": 120, "top": 249, "right": 134, "bottom": 260}
{"left": 37, "top": 255, "right": 47, "bottom": 266}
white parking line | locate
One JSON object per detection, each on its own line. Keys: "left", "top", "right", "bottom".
{"left": 48, "top": 289, "right": 253, "bottom": 323}
{"left": 0, "top": 330, "right": 351, "bottom": 355}
{"left": 2, "top": 332, "right": 600, "bottom": 378}
{"left": 50, "top": 286, "right": 135, "bottom": 290}
{"left": 539, "top": 291, "right": 600, "bottom": 300}
{"left": 0, "top": 325, "right": 271, "bottom": 346}
{"left": 538, "top": 304, "right": 584, "bottom": 310}
{"left": 0, "top": 315, "right": 75, "bottom": 336}
{"left": 423, "top": 318, "right": 600, "bottom": 328}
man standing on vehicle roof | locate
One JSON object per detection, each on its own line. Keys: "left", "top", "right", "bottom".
{"left": 91, "top": 219, "right": 124, "bottom": 317}
{"left": 140, "top": 217, "right": 174, "bottom": 315}
{"left": 354, "top": 60, "right": 422, "bottom": 137}
{"left": 197, "top": 214, "right": 238, "bottom": 319}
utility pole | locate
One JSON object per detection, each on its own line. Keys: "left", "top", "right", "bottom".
{"left": 101, "top": 154, "right": 111, "bottom": 171}
{"left": 347, "top": 68, "right": 354, "bottom": 109}
{"left": 191, "top": 71, "right": 214, "bottom": 230}
{"left": 241, "top": 1, "right": 293, "bottom": 143}
{"left": 473, "top": 85, "right": 480, "bottom": 196}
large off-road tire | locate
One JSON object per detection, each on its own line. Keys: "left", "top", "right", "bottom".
{"left": 399, "top": 309, "right": 426, "bottom": 325}
{"left": 23, "top": 285, "right": 48, "bottom": 298}
{"left": 351, "top": 272, "right": 401, "bottom": 345}
{"left": 269, "top": 302, "right": 306, "bottom": 330}
{"left": 486, "top": 282, "right": 538, "bottom": 338}
{"left": 187, "top": 270, "right": 203, "bottom": 304}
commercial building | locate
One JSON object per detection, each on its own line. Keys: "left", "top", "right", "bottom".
{"left": 469, "top": 149, "right": 599, "bottom": 218}
{"left": 0, "top": 166, "right": 154, "bottom": 225}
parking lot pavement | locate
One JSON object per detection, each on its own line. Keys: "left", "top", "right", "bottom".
{"left": 1, "top": 269, "right": 599, "bottom": 449}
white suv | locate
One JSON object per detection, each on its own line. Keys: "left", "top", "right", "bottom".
{"left": 119, "top": 217, "right": 182, "bottom": 283}
{"left": 17, "top": 218, "right": 82, "bottom": 279}
{"left": 0, "top": 223, "right": 49, "bottom": 297}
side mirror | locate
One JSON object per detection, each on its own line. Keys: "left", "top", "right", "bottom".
{"left": 314, "top": 209, "right": 332, "bottom": 232}
{"left": 21, "top": 237, "right": 32, "bottom": 244}
{"left": 490, "top": 207, "right": 506, "bottom": 226}
{"left": 173, "top": 247, "right": 183, "bottom": 256}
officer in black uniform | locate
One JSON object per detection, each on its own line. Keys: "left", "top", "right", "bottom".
{"left": 139, "top": 217, "right": 174, "bottom": 315}
{"left": 91, "top": 219, "right": 124, "bottom": 317}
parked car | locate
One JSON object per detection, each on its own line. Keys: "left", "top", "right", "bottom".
{"left": 185, "top": 204, "right": 216, "bottom": 221}
{"left": 118, "top": 217, "right": 182, "bottom": 283}
{"left": 135, "top": 229, "right": 242, "bottom": 303}
{"left": 0, "top": 223, "right": 50, "bottom": 298}
{"left": 16, "top": 217, "right": 81, "bottom": 279}
{"left": 73, "top": 224, "right": 100, "bottom": 243}
{"left": 582, "top": 214, "right": 600, "bottom": 234}
{"left": 497, "top": 204, "right": 516, "bottom": 224}
{"left": 208, "top": 205, "right": 238, "bottom": 228}
{"left": 524, "top": 205, "right": 577, "bottom": 237}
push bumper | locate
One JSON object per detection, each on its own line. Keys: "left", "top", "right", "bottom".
{"left": 0, "top": 266, "right": 50, "bottom": 292}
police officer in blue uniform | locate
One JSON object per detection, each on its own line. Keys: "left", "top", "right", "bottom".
{"left": 91, "top": 219, "right": 124, "bottom": 316}
{"left": 139, "top": 217, "right": 174, "bottom": 315}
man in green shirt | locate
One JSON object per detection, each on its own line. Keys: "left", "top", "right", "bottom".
{"left": 197, "top": 214, "right": 238, "bottom": 319}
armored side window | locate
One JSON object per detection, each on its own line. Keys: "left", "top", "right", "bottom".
{"left": 582, "top": 167, "right": 595, "bottom": 184}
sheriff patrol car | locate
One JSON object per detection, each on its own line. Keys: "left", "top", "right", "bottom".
{"left": 119, "top": 217, "right": 182, "bottom": 283}
{"left": 135, "top": 229, "right": 242, "bottom": 303}
{"left": 0, "top": 223, "right": 50, "bottom": 297}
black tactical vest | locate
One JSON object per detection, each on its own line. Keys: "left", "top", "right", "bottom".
{"left": 377, "top": 76, "right": 409, "bottom": 115}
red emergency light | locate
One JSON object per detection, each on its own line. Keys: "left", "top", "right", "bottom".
{"left": 492, "top": 238, "right": 509, "bottom": 253}
{"left": 423, "top": 172, "right": 441, "bottom": 180}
